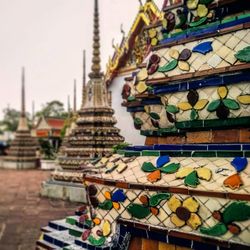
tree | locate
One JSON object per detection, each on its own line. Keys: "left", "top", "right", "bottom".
{"left": 36, "top": 100, "right": 68, "bottom": 118}
{"left": 0, "top": 107, "right": 31, "bottom": 132}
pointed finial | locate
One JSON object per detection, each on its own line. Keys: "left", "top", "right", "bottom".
{"left": 138, "top": 0, "right": 143, "bottom": 6}
{"left": 83, "top": 50, "right": 86, "bottom": 87}
{"left": 21, "top": 67, "right": 25, "bottom": 117}
{"left": 67, "top": 95, "right": 71, "bottom": 113}
{"left": 73, "top": 79, "right": 77, "bottom": 113}
{"left": 120, "top": 24, "right": 125, "bottom": 38}
{"left": 89, "top": 0, "right": 103, "bottom": 79}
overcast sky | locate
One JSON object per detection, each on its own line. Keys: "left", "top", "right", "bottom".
{"left": 0, "top": 0, "right": 162, "bottom": 118}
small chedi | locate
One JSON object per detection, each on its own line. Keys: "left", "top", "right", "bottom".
{"left": 37, "top": 0, "right": 250, "bottom": 250}
{"left": 50, "top": 0, "right": 124, "bottom": 184}
{"left": 4, "top": 68, "right": 38, "bottom": 169}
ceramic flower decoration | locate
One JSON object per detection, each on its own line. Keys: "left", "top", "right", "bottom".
{"left": 176, "top": 167, "right": 212, "bottom": 188}
{"left": 207, "top": 86, "right": 240, "bottom": 119}
{"left": 168, "top": 196, "right": 202, "bottom": 230}
{"left": 177, "top": 89, "right": 209, "bottom": 120}
{"left": 98, "top": 189, "right": 127, "bottom": 210}
{"left": 127, "top": 193, "right": 171, "bottom": 219}
{"left": 141, "top": 156, "right": 180, "bottom": 183}
{"left": 200, "top": 202, "right": 250, "bottom": 236}
{"left": 223, "top": 157, "right": 247, "bottom": 190}
{"left": 144, "top": 105, "right": 161, "bottom": 128}
{"left": 161, "top": 95, "right": 179, "bottom": 123}
{"left": 158, "top": 48, "right": 192, "bottom": 73}
{"left": 148, "top": 28, "right": 159, "bottom": 46}
{"left": 235, "top": 46, "right": 250, "bottom": 62}
{"left": 147, "top": 54, "right": 160, "bottom": 75}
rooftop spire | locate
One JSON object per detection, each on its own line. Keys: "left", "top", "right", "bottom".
{"left": 73, "top": 79, "right": 77, "bottom": 113}
{"left": 21, "top": 67, "right": 25, "bottom": 117}
{"left": 89, "top": 0, "right": 102, "bottom": 79}
{"left": 83, "top": 50, "right": 86, "bottom": 87}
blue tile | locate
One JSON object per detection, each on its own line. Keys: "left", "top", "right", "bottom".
{"left": 58, "top": 225, "right": 67, "bottom": 231}
{"left": 75, "top": 239, "right": 82, "bottom": 247}
{"left": 127, "top": 107, "right": 145, "bottom": 112}
{"left": 48, "top": 222, "right": 58, "bottom": 230}
{"left": 169, "top": 235, "right": 191, "bottom": 248}
{"left": 153, "top": 84, "right": 180, "bottom": 95}
{"left": 242, "top": 144, "right": 250, "bottom": 150}
{"left": 208, "top": 144, "right": 241, "bottom": 151}
{"left": 153, "top": 144, "right": 182, "bottom": 150}
{"left": 219, "top": 16, "right": 250, "bottom": 29}
{"left": 111, "top": 189, "right": 126, "bottom": 202}
{"left": 192, "top": 41, "right": 213, "bottom": 55}
{"left": 142, "top": 98, "right": 161, "bottom": 105}
{"left": 126, "top": 146, "right": 153, "bottom": 151}
{"left": 192, "top": 241, "right": 217, "bottom": 250}
{"left": 231, "top": 157, "right": 248, "bottom": 172}
{"left": 182, "top": 144, "right": 208, "bottom": 151}
{"left": 128, "top": 227, "right": 147, "bottom": 238}
{"left": 148, "top": 231, "right": 166, "bottom": 243}
{"left": 223, "top": 72, "right": 250, "bottom": 84}
{"left": 43, "top": 234, "right": 54, "bottom": 244}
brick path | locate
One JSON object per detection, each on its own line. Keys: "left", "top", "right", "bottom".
{"left": 0, "top": 169, "right": 80, "bottom": 250}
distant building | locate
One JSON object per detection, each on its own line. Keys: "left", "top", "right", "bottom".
{"left": 34, "top": 116, "right": 65, "bottom": 151}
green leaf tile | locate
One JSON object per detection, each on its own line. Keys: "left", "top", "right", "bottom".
{"left": 158, "top": 59, "right": 178, "bottom": 73}
{"left": 222, "top": 99, "right": 240, "bottom": 110}
{"left": 200, "top": 223, "right": 228, "bottom": 236}
{"left": 184, "top": 170, "right": 200, "bottom": 188}
{"left": 88, "top": 235, "right": 106, "bottom": 246}
{"left": 207, "top": 100, "right": 221, "bottom": 112}
{"left": 141, "top": 162, "right": 157, "bottom": 172}
{"left": 160, "top": 163, "right": 180, "bottom": 173}
{"left": 98, "top": 200, "right": 113, "bottom": 210}
{"left": 166, "top": 105, "right": 179, "bottom": 114}
{"left": 149, "top": 193, "right": 171, "bottom": 207}
{"left": 127, "top": 204, "right": 151, "bottom": 219}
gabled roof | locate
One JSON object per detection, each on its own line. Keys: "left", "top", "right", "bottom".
{"left": 35, "top": 116, "right": 65, "bottom": 130}
{"left": 105, "top": 0, "right": 162, "bottom": 85}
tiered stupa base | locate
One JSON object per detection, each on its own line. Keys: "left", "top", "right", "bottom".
{"left": 3, "top": 124, "right": 38, "bottom": 169}
{"left": 37, "top": 145, "right": 250, "bottom": 250}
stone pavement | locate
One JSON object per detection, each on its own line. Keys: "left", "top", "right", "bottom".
{"left": 0, "top": 169, "right": 80, "bottom": 250}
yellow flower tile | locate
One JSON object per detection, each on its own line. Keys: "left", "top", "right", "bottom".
{"left": 170, "top": 214, "right": 185, "bottom": 227}
{"left": 187, "top": 213, "right": 202, "bottom": 230}
{"left": 217, "top": 86, "right": 228, "bottom": 99}
{"left": 137, "top": 68, "right": 148, "bottom": 81}
{"left": 197, "top": 167, "right": 212, "bottom": 181}
{"left": 167, "top": 196, "right": 182, "bottom": 213}
{"left": 178, "top": 61, "right": 190, "bottom": 71}
{"left": 197, "top": 4, "right": 208, "bottom": 17}
{"left": 237, "top": 95, "right": 250, "bottom": 105}
{"left": 136, "top": 81, "right": 148, "bottom": 94}
{"left": 176, "top": 167, "right": 193, "bottom": 178}
{"left": 194, "top": 99, "right": 209, "bottom": 110}
{"left": 177, "top": 102, "right": 192, "bottom": 111}
{"left": 169, "top": 49, "right": 179, "bottom": 60}
{"left": 183, "top": 197, "right": 199, "bottom": 213}
{"left": 102, "top": 220, "right": 111, "bottom": 237}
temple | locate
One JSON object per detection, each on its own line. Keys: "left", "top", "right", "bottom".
{"left": 3, "top": 67, "right": 38, "bottom": 169}
{"left": 37, "top": 0, "right": 250, "bottom": 249}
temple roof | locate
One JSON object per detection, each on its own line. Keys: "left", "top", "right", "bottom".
{"left": 36, "top": 117, "right": 65, "bottom": 130}
{"left": 105, "top": 0, "right": 162, "bottom": 85}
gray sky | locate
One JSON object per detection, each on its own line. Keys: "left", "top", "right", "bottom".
{"left": 0, "top": 0, "right": 162, "bottom": 118}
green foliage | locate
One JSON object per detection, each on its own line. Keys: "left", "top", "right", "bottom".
{"left": 127, "top": 204, "right": 151, "bottom": 219}
{"left": 235, "top": 46, "right": 250, "bottom": 62}
{"left": 149, "top": 193, "right": 171, "bottom": 207}
{"left": 112, "top": 142, "right": 131, "bottom": 153}
{"left": 35, "top": 100, "right": 68, "bottom": 118}
{"left": 39, "top": 138, "right": 56, "bottom": 160}
{"left": 141, "top": 162, "right": 157, "bottom": 172}
{"left": 0, "top": 107, "right": 31, "bottom": 132}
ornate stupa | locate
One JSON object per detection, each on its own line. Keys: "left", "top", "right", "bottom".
{"left": 4, "top": 68, "right": 38, "bottom": 169}
{"left": 56, "top": 1, "right": 124, "bottom": 171}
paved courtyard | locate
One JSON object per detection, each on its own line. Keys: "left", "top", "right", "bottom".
{"left": 0, "top": 169, "right": 80, "bottom": 250}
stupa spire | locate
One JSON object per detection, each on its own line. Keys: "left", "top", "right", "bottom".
{"left": 89, "top": 0, "right": 102, "bottom": 79}
{"left": 21, "top": 67, "right": 25, "bottom": 117}
{"left": 73, "top": 79, "right": 77, "bottom": 113}
{"left": 83, "top": 50, "right": 86, "bottom": 87}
